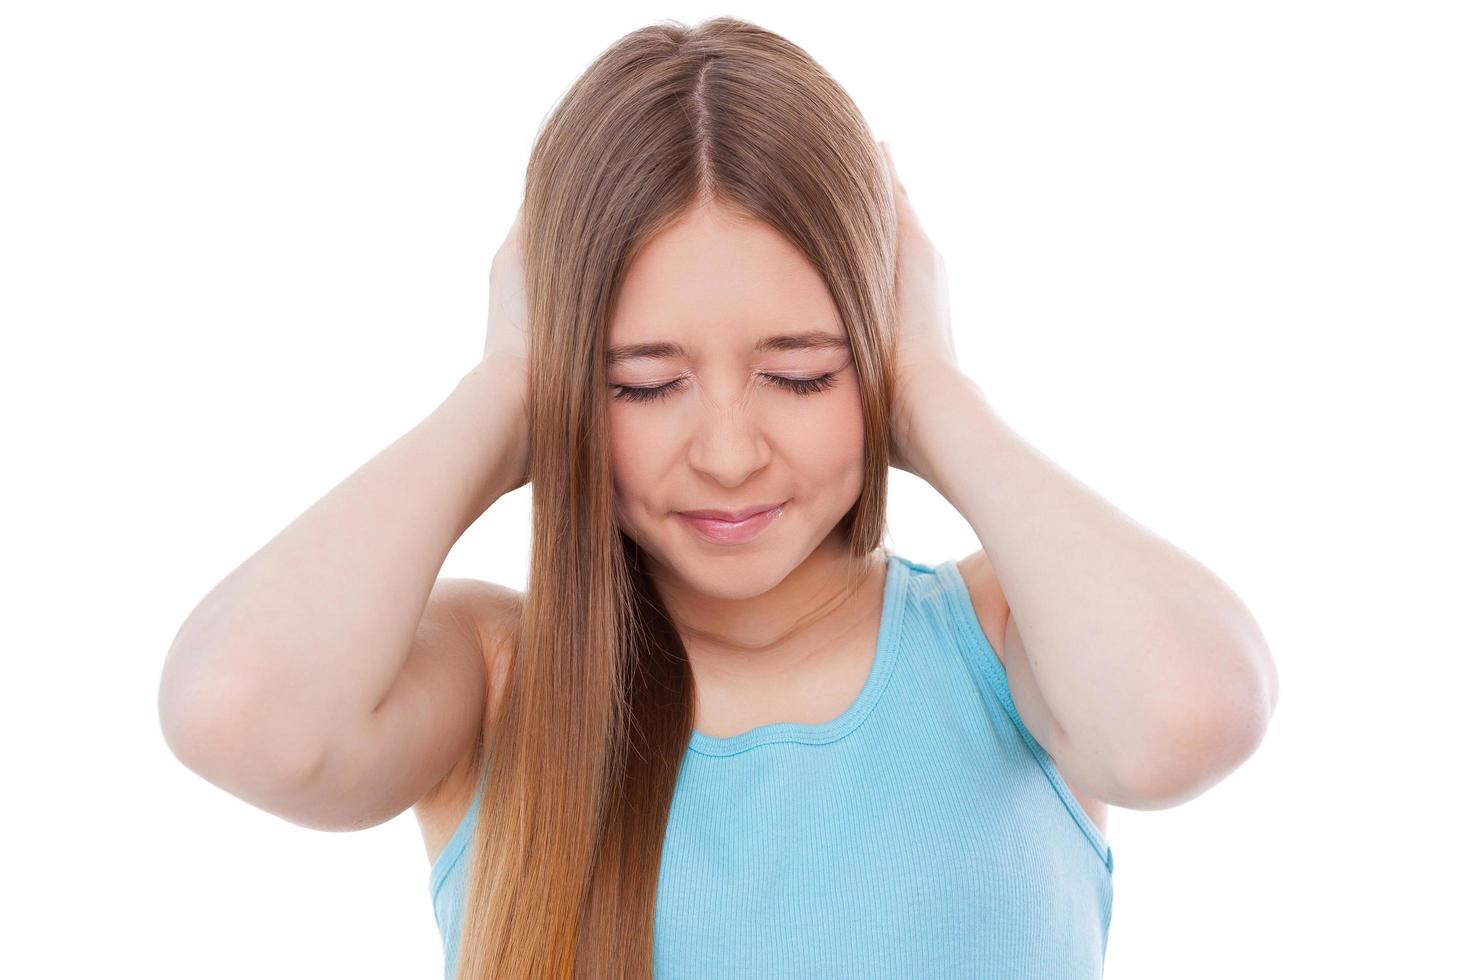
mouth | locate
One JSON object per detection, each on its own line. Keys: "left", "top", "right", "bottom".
{"left": 677, "top": 501, "right": 787, "bottom": 522}
{"left": 675, "top": 500, "right": 788, "bottom": 545}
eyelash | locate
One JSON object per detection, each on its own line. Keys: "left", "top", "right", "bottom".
{"left": 609, "top": 372, "right": 839, "bottom": 404}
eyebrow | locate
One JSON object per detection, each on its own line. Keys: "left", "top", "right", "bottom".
{"left": 606, "top": 331, "right": 850, "bottom": 365}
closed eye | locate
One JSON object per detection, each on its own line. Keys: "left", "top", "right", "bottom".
{"left": 609, "top": 372, "right": 839, "bottom": 404}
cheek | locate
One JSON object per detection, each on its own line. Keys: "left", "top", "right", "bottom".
{"left": 787, "top": 390, "right": 867, "bottom": 490}
{"left": 606, "top": 406, "right": 666, "bottom": 516}
{"left": 607, "top": 409, "right": 638, "bottom": 500}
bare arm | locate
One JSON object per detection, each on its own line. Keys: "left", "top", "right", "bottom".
{"left": 877, "top": 144, "right": 1276, "bottom": 810}
{"left": 915, "top": 372, "right": 1278, "bottom": 808}
{"left": 157, "top": 362, "right": 527, "bottom": 829}
{"left": 159, "top": 204, "right": 535, "bottom": 831}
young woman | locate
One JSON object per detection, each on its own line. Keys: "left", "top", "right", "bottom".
{"left": 158, "top": 17, "right": 1278, "bottom": 980}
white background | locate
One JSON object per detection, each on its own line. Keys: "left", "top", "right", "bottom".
{"left": 3, "top": 2, "right": 1468, "bottom": 976}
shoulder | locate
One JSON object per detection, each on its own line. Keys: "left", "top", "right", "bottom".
{"left": 953, "top": 548, "right": 1010, "bottom": 667}
{"left": 951, "top": 550, "right": 1111, "bottom": 837}
{"left": 430, "top": 578, "right": 523, "bottom": 732}
{"left": 412, "top": 579, "right": 524, "bottom": 863}
{"left": 455, "top": 578, "right": 525, "bottom": 668}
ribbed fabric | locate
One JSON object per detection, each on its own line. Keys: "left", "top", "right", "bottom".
{"left": 429, "top": 552, "right": 1114, "bottom": 978}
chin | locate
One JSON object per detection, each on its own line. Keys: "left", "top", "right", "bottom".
{"left": 647, "top": 523, "right": 804, "bottom": 597}
{"left": 674, "top": 563, "right": 788, "bottom": 601}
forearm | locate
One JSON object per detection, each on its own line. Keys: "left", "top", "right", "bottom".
{"left": 908, "top": 369, "right": 1278, "bottom": 782}
{"left": 158, "top": 360, "right": 526, "bottom": 777}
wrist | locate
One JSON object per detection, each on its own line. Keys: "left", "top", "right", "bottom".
{"left": 905, "top": 368, "right": 993, "bottom": 488}
{"left": 444, "top": 360, "right": 531, "bottom": 508}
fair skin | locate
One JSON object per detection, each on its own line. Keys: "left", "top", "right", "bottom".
{"left": 603, "top": 198, "right": 888, "bottom": 737}
{"left": 565, "top": 142, "right": 1267, "bottom": 823}
{"left": 416, "top": 144, "right": 1279, "bottom": 860}
{"left": 158, "top": 140, "right": 1274, "bottom": 876}
{"left": 878, "top": 140, "right": 1277, "bottom": 815}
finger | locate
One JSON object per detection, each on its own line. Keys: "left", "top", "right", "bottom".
{"left": 880, "top": 141, "right": 908, "bottom": 197}
{"left": 879, "top": 142, "right": 915, "bottom": 228}
{"left": 880, "top": 143, "right": 919, "bottom": 234}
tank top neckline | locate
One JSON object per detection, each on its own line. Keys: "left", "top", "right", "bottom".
{"left": 430, "top": 552, "right": 915, "bottom": 898}
{"left": 686, "top": 551, "right": 910, "bottom": 758}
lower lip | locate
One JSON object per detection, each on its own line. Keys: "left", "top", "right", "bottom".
{"left": 677, "top": 502, "right": 787, "bottom": 545}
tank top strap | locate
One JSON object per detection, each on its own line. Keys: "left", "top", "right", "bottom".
{"left": 932, "top": 556, "right": 1114, "bottom": 872}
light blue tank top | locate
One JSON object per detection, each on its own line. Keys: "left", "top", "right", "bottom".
{"left": 429, "top": 553, "right": 1114, "bottom": 978}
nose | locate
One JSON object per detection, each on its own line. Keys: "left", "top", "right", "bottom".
{"left": 685, "top": 392, "right": 773, "bottom": 488}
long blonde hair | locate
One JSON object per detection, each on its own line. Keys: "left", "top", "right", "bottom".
{"left": 454, "top": 17, "right": 900, "bottom": 978}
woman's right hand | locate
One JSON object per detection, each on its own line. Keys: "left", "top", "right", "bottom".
{"left": 480, "top": 201, "right": 533, "bottom": 490}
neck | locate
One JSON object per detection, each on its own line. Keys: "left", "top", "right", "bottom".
{"left": 654, "top": 531, "right": 885, "bottom": 686}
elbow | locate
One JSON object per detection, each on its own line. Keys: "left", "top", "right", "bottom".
{"left": 1121, "top": 649, "right": 1278, "bottom": 810}
{"left": 158, "top": 646, "right": 324, "bottom": 793}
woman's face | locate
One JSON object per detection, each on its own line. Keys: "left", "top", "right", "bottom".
{"left": 606, "top": 201, "right": 866, "bottom": 599}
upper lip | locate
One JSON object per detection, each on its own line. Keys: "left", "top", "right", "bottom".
{"left": 677, "top": 501, "right": 785, "bottom": 522}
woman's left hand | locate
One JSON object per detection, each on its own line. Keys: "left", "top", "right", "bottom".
{"left": 879, "top": 140, "right": 964, "bottom": 480}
